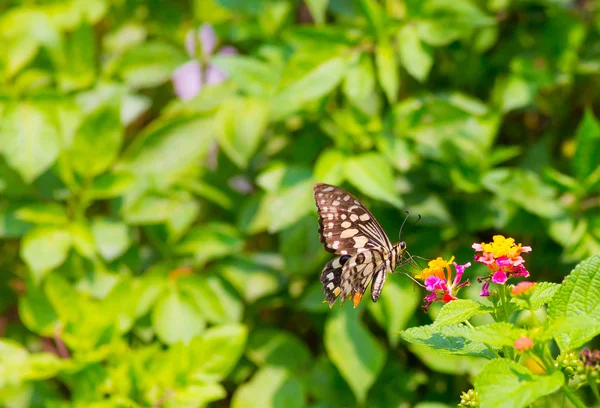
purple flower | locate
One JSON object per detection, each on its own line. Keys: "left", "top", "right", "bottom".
{"left": 172, "top": 23, "right": 238, "bottom": 101}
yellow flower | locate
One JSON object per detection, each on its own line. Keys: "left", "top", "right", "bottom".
{"left": 415, "top": 256, "right": 455, "bottom": 280}
{"left": 480, "top": 235, "right": 519, "bottom": 258}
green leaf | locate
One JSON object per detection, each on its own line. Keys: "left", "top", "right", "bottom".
{"left": 219, "top": 258, "right": 282, "bottom": 303}
{"left": 573, "top": 109, "right": 600, "bottom": 181}
{"left": 512, "top": 282, "right": 560, "bottom": 311}
{"left": 492, "top": 75, "right": 533, "bottom": 113}
{"left": 210, "top": 55, "right": 279, "bottom": 97}
{"left": 0, "top": 103, "right": 61, "bottom": 183}
{"left": 69, "top": 222, "right": 96, "bottom": 259}
{"left": 270, "top": 56, "right": 347, "bottom": 120}
{"left": 314, "top": 149, "right": 346, "bottom": 185}
{"left": 0, "top": 340, "right": 63, "bottom": 387}
{"left": 474, "top": 359, "right": 564, "bottom": 408}
{"left": 433, "top": 299, "right": 492, "bottom": 326}
{"left": 180, "top": 275, "right": 243, "bottom": 324}
{"left": 176, "top": 223, "right": 243, "bottom": 266}
{"left": 342, "top": 53, "right": 377, "bottom": 113}
{"left": 215, "top": 96, "right": 269, "bottom": 168}
{"left": 247, "top": 329, "right": 312, "bottom": 371}
{"left": 189, "top": 323, "right": 248, "bottom": 382}
{"left": 325, "top": 307, "right": 386, "bottom": 404}
{"left": 116, "top": 42, "right": 187, "bottom": 88}
{"left": 548, "top": 254, "right": 600, "bottom": 351}
{"left": 280, "top": 216, "right": 326, "bottom": 276}
{"left": 14, "top": 203, "right": 68, "bottom": 225}
{"left": 88, "top": 171, "right": 134, "bottom": 199}
{"left": 345, "top": 153, "right": 402, "bottom": 207}
{"left": 231, "top": 366, "right": 305, "bottom": 408}
{"left": 461, "top": 322, "right": 523, "bottom": 347}
{"left": 368, "top": 277, "right": 421, "bottom": 346}
{"left": 20, "top": 227, "right": 72, "bottom": 283}
{"left": 359, "top": 0, "right": 387, "bottom": 37}
{"left": 399, "top": 324, "right": 496, "bottom": 358}
{"left": 119, "top": 116, "right": 215, "bottom": 181}
{"left": 375, "top": 40, "right": 399, "bottom": 104}
{"left": 55, "top": 21, "right": 96, "bottom": 92}
{"left": 91, "top": 217, "right": 131, "bottom": 261}
{"left": 18, "top": 281, "right": 58, "bottom": 336}
{"left": 397, "top": 25, "right": 433, "bottom": 82}
{"left": 170, "top": 383, "right": 227, "bottom": 408}
{"left": 152, "top": 288, "right": 206, "bottom": 345}
{"left": 268, "top": 179, "right": 315, "bottom": 233}
{"left": 305, "top": 0, "right": 329, "bottom": 24}
{"left": 69, "top": 102, "right": 122, "bottom": 177}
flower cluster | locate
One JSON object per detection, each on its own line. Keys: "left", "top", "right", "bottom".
{"left": 172, "top": 23, "right": 237, "bottom": 101}
{"left": 414, "top": 256, "right": 471, "bottom": 310}
{"left": 472, "top": 235, "right": 531, "bottom": 297}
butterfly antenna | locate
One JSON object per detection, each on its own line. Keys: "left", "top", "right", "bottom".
{"left": 413, "top": 214, "right": 422, "bottom": 226}
{"left": 398, "top": 211, "right": 411, "bottom": 241}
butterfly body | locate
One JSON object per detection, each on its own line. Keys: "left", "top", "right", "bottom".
{"left": 313, "top": 183, "right": 407, "bottom": 307}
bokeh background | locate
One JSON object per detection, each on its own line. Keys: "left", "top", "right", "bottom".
{"left": 1, "top": 0, "right": 599, "bottom": 407}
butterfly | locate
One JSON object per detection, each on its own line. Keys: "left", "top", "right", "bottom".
{"left": 313, "top": 183, "right": 409, "bottom": 308}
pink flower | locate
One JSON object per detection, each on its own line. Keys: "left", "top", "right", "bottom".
{"left": 473, "top": 235, "right": 532, "bottom": 297}
{"left": 491, "top": 271, "right": 507, "bottom": 284}
{"left": 514, "top": 336, "right": 534, "bottom": 353}
{"left": 172, "top": 24, "right": 238, "bottom": 101}
{"left": 418, "top": 258, "right": 471, "bottom": 311}
{"left": 512, "top": 281, "right": 535, "bottom": 297}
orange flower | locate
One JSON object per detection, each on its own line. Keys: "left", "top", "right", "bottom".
{"left": 514, "top": 336, "right": 534, "bottom": 353}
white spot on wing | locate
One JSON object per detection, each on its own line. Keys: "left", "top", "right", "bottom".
{"left": 340, "top": 228, "right": 359, "bottom": 238}
{"left": 353, "top": 236, "right": 369, "bottom": 248}
{"left": 359, "top": 214, "right": 370, "bottom": 221}
{"left": 323, "top": 187, "right": 334, "bottom": 192}
{"left": 327, "top": 213, "right": 334, "bottom": 220}
{"left": 332, "top": 200, "right": 340, "bottom": 206}
{"left": 341, "top": 214, "right": 347, "bottom": 220}
{"left": 332, "top": 241, "right": 340, "bottom": 249}
{"left": 327, "top": 282, "right": 334, "bottom": 289}
{"left": 350, "top": 214, "right": 358, "bottom": 222}
{"left": 344, "top": 195, "right": 350, "bottom": 201}
{"left": 328, "top": 222, "right": 334, "bottom": 229}
{"left": 341, "top": 250, "right": 348, "bottom": 255}
{"left": 326, "top": 272, "right": 334, "bottom": 280}
{"left": 341, "top": 221, "right": 351, "bottom": 228}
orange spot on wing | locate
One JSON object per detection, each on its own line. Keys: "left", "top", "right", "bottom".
{"left": 353, "top": 292, "right": 363, "bottom": 308}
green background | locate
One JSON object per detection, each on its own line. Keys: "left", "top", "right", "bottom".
{"left": 0, "top": 0, "right": 599, "bottom": 406}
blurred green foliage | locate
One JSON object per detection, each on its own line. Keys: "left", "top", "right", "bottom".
{"left": 0, "top": 0, "right": 599, "bottom": 407}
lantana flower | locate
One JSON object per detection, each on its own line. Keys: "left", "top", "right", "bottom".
{"left": 514, "top": 336, "right": 534, "bottom": 353}
{"left": 414, "top": 256, "right": 471, "bottom": 310}
{"left": 472, "top": 235, "right": 531, "bottom": 297}
{"left": 172, "top": 23, "right": 237, "bottom": 101}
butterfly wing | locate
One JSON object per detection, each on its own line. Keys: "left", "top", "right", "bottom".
{"left": 321, "top": 248, "right": 388, "bottom": 308}
{"left": 313, "top": 183, "right": 392, "bottom": 255}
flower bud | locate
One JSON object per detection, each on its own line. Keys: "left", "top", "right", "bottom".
{"left": 458, "top": 389, "right": 479, "bottom": 407}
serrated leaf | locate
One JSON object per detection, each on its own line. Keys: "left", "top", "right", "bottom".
{"left": 345, "top": 153, "right": 402, "bottom": 208}
{"left": 215, "top": 96, "right": 269, "bottom": 168}
{"left": 461, "top": 322, "right": 523, "bottom": 347}
{"left": 375, "top": 40, "right": 399, "bottom": 104}
{"left": 548, "top": 254, "right": 600, "bottom": 351}
{"left": 271, "top": 57, "right": 347, "bottom": 119}
{"left": 325, "top": 307, "right": 386, "bottom": 404}
{"left": 475, "top": 359, "right": 563, "bottom": 408}
{"left": 434, "top": 299, "right": 492, "bottom": 326}
{"left": 399, "top": 324, "right": 495, "bottom": 358}
{"left": 512, "top": 282, "right": 560, "bottom": 311}
{"left": 397, "top": 24, "right": 433, "bottom": 82}
{"left": 573, "top": 109, "right": 600, "bottom": 181}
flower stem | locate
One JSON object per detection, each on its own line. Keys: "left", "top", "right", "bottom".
{"left": 562, "top": 385, "right": 587, "bottom": 408}
{"left": 590, "top": 382, "right": 600, "bottom": 404}
{"left": 498, "top": 285, "right": 514, "bottom": 360}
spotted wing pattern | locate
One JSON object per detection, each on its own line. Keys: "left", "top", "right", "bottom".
{"left": 314, "top": 183, "right": 398, "bottom": 308}
{"left": 313, "top": 183, "right": 392, "bottom": 255}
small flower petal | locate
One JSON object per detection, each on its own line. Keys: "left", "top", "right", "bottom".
{"left": 185, "top": 29, "right": 196, "bottom": 56}
{"left": 514, "top": 336, "right": 534, "bottom": 353}
{"left": 472, "top": 243, "right": 483, "bottom": 251}
{"left": 442, "top": 293, "right": 456, "bottom": 303}
{"left": 491, "top": 271, "right": 507, "bottom": 284}
{"left": 512, "top": 281, "right": 535, "bottom": 296}
{"left": 205, "top": 64, "right": 228, "bottom": 85}
{"left": 521, "top": 246, "right": 532, "bottom": 253}
{"left": 199, "top": 23, "right": 217, "bottom": 56}
{"left": 217, "top": 45, "right": 238, "bottom": 56}
{"left": 452, "top": 262, "right": 470, "bottom": 287}
{"left": 480, "top": 281, "right": 490, "bottom": 297}
{"left": 172, "top": 60, "right": 203, "bottom": 101}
